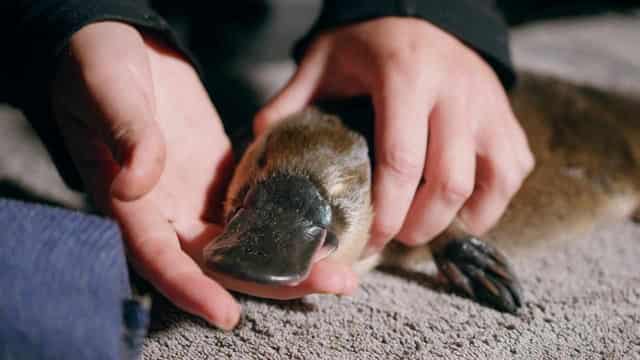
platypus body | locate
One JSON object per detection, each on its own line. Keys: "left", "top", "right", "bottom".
{"left": 204, "top": 73, "right": 640, "bottom": 313}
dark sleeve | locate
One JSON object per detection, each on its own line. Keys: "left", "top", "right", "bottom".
{"left": 293, "top": 0, "right": 516, "bottom": 90}
{"left": 0, "top": 1, "right": 197, "bottom": 191}
{"left": 495, "top": 0, "right": 639, "bottom": 26}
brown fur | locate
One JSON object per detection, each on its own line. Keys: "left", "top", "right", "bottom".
{"left": 227, "top": 110, "right": 373, "bottom": 265}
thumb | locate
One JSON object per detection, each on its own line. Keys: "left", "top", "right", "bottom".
{"left": 66, "top": 22, "right": 166, "bottom": 201}
{"left": 253, "top": 53, "right": 326, "bottom": 135}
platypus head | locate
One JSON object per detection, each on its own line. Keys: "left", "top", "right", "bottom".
{"left": 203, "top": 173, "right": 338, "bottom": 284}
{"left": 203, "top": 108, "right": 372, "bottom": 286}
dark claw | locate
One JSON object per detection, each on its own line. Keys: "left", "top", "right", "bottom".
{"left": 433, "top": 237, "right": 523, "bottom": 313}
{"left": 438, "top": 260, "right": 475, "bottom": 299}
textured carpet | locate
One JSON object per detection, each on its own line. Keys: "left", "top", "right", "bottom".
{"left": 1, "top": 9, "right": 639, "bottom": 360}
{"left": 144, "top": 221, "right": 640, "bottom": 359}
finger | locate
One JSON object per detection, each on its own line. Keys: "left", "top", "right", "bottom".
{"left": 490, "top": 89, "right": 536, "bottom": 175}
{"left": 208, "top": 259, "right": 358, "bottom": 300}
{"left": 66, "top": 22, "right": 166, "bottom": 201}
{"left": 113, "top": 199, "right": 240, "bottom": 330}
{"left": 366, "top": 75, "right": 431, "bottom": 254}
{"left": 396, "top": 101, "right": 476, "bottom": 246}
{"left": 253, "top": 47, "right": 327, "bottom": 135}
{"left": 459, "top": 122, "right": 529, "bottom": 235}
{"left": 299, "top": 259, "right": 359, "bottom": 296}
{"left": 512, "top": 118, "right": 537, "bottom": 175}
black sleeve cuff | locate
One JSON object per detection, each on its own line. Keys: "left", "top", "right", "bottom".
{"left": 293, "top": 0, "right": 516, "bottom": 90}
{"left": 5, "top": 1, "right": 199, "bottom": 191}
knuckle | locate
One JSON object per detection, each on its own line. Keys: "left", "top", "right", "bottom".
{"left": 383, "top": 45, "right": 414, "bottom": 69}
{"left": 498, "top": 171, "right": 526, "bottom": 198}
{"left": 372, "top": 218, "right": 402, "bottom": 242}
{"left": 379, "top": 43, "right": 424, "bottom": 82}
{"left": 437, "top": 177, "right": 473, "bottom": 205}
{"left": 378, "top": 147, "right": 423, "bottom": 182}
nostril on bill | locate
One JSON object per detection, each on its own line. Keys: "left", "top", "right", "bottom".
{"left": 311, "top": 229, "right": 339, "bottom": 263}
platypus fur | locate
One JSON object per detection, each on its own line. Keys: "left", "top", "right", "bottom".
{"left": 203, "top": 72, "right": 640, "bottom": 314}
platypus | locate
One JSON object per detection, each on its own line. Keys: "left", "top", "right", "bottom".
{"left": 203, "top": 73, "right": 640, "bottom": 314}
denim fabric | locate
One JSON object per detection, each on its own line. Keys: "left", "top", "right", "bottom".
{"left": 0, "top": 198, "right": 132, "bottom": 360}
{"left": 121, "top": 297, "right": 151, "bottom": 360}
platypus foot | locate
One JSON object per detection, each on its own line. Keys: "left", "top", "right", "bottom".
{"left": 432, "top": 237, "right": 523, "bottom": 314}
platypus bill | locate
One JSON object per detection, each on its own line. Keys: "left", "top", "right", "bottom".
{"left": 203, "top": 73, "right": 640, "bottom": 314}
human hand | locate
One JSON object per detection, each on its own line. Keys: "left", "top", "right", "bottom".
{"left": 255, "top": 18, "right": 535, "bottom": 255}
{"left": 51, "top": 22, "right": 356, "bottom": 330}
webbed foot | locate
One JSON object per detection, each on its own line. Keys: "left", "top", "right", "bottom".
{"left": 432, "top": 237, "right": 522, "bottom": 313}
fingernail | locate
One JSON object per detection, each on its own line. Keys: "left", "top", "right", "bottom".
{"left": 209, "top": 304, "right": 241, "bottom": 331}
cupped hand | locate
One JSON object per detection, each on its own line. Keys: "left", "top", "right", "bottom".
{"left": 255, "top": 18, "right": 535, "bottom": 255}
{"left": 51, "top": 22, "right": 356, "bottom": 330}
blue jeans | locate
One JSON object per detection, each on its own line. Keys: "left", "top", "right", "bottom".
{"left": 0, "top": 198, "right": 148, "bottom": 360}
